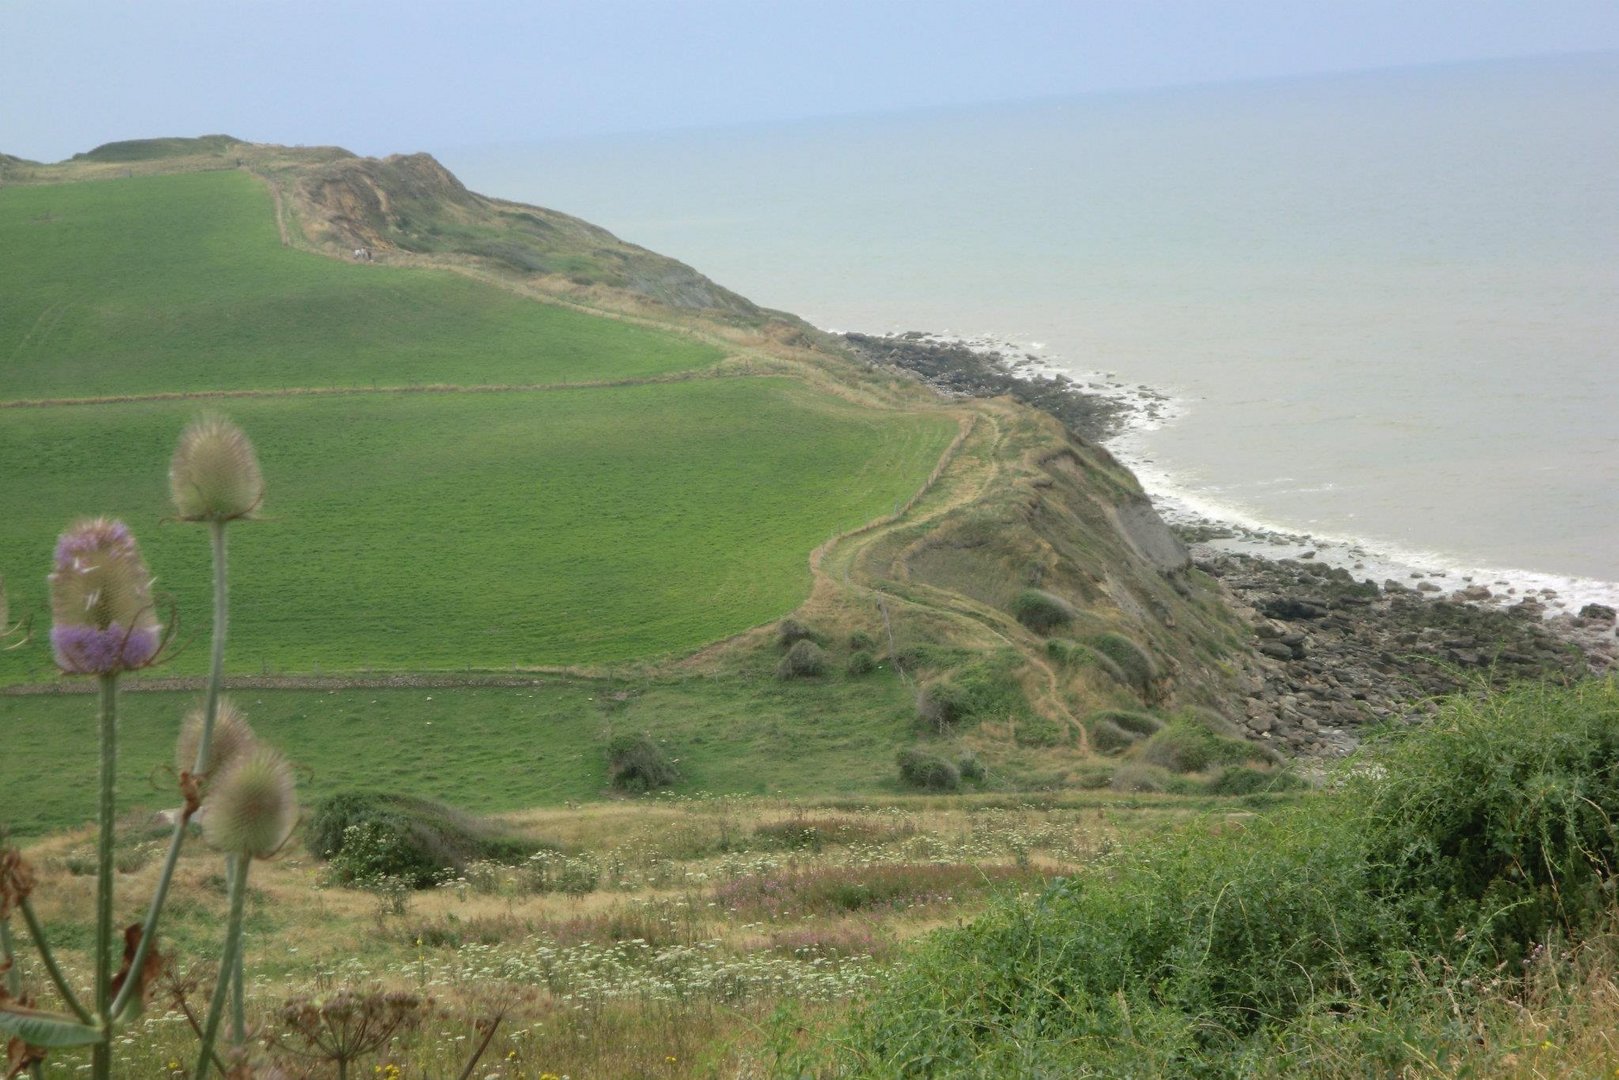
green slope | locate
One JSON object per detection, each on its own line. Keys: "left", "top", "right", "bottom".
{"left": 0, "top": 171, "right": 721, "bottom": 399}
{"left": 0, "top": 381, "right": 951, "bottom": 678}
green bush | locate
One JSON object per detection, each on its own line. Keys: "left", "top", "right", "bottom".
{"left": 914, "top": 653, "right": 1029, "bottom": 734}
{"left": 957, "top": 753, "right": 987, "bottom": 784}
{"left": 1010, "top": 588, "right": 1076, "bottom": 633}
{"left": 845, "top": 649, "right": 877, "bottom": 676}
{"left": 309, "top": 792, "right": 531, "bottom": 889}
{"left": 776, "top": 618, "right": 819, "bottom": 648}
{"left": 848, "top": 629, "right": 877, "bottom": 651}
{"left": 1355, "top": 678, "right": 1619, "bottom": 957}
{"left": 1086, "top": 631, "right": 1160, "bottom": 699}
{"left": 606, "top": 732, "right": 681, "bottom": 792}
{"left": 1204, "top": 764, "right": 1307, "bottom": 796}
{"left": 1087, "top": 719, "right": 1136, "bottom": 755}
{"left": 776, "top": 638, "right": 827, "bottom": 679}
{"left": 1140, "top": 719, "right": 1262, "bottom": 773}
{"left": 835, "top": 679, "right": 1619, "bottom": 1077}
{"left": 896, "top": 747, "right": 961, "bottom": 791}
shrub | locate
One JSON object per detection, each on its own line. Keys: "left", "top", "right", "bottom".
{"left": 310, "top": 792, "right": 530, "bottom": 889}
{"left": 845, "top": 649, "right": 877, "bottom": 676}
{"left": 1010, "top": 588, "right": 1076, "bottom": 633}
{"left": 606, "top": 732, "right": 681, "bottom": 792}
{"left": 897, "top": 747, "right": 961, "bottom": 791}
{"left": 1354, "top": 678, "right": 1619, "bottom": 958}
{"left": 1204, "top": 765, "right": 1307, "bottom": 796}
{"left": 1140, "top": 719, "right": 1262, "bottom": 773}
{"left": 1108, "top": 761, "right": 1174, "bottom": 793}
{"left": 915, "top": 653, "right": 1030, "bottom": 733}
{"left": 776, "top": 618, "right": 818, "bottom": 648}
{"left": 957, "top": 753, "right": 987, "bottom": 784}
{"left": 915, "top": 682, "right": 969, "bottom": 734}
{"left": 837, "top": 680, "right": 1619, "bottom": 1077}
{"left": 848, "top": 629, "right": 877, "bottom": 651}
{"left": 1087, "top": 719, "right": 1136, "bottom": 755}
{"left": 776, "top": 638, "right": 827, "bottom": 678}
{"left": 1086, "top": 632, "right": 1160, "bottom": 698}
{"left": 1094, "top": 709, "right": 1163, "bottom": 737}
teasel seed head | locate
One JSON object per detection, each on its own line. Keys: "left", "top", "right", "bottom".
{"left": 48, "top": 517, "right": 161, "bottom": 675}
{"left": 176, "top": 697, "right": 257, "bottom": 781}
{"left": 203, "top": 746, "right": 298, "bottom": 858}
{"left": 169, "top": 414, "right": 264, "bottom": 522}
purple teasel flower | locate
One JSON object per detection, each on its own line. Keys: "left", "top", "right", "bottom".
{"left": 47, "top": 517, "right": 162, "bottom": 675}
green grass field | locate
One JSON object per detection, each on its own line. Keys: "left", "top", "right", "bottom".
{"left": 0, "top": 668, "right": 922, "bottom": 837}
{"left": 0, "top": 171, "right": 721, "bottom": 399}
{"left": 0, "top": 380, "right": 953, "bottom": 680}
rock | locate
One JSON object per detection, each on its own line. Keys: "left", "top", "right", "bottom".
{"left": 1456, "top": 585, "right": 1492, "bottom": 602}
{"left": 1258, "top": 640, "right": 1295, "bottom": 661}
{"left": 1579, "top": 603, "right": 1617, "bottom": 623}
{"left": 1416, "top": 581, "right": 1441, "bottom": 593}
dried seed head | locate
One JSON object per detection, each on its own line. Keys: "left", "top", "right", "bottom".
{"left": 175, "top": 697, "right": 257, "bottom": 780}
{"left": 0, "top": 846, "right": 36, "bottom": 919}
{"left": 203, "top": 746, "right": 297, "bottom": 858}
{"left": 47, "top": 517, "right": 161, "bottom": 675}
{"left": 169, "top": 414, "right": 264, "bottom": 522}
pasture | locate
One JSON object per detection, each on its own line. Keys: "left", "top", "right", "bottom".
{"left": 0, "top": 380, "right": 954, "bottom": 682}
{"left": 0, "top": 170, "right": 722, "bottom": 400}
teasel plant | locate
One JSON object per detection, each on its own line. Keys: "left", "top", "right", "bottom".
{"left": 0, "top": 415, "right": 294, "bottom": 1078}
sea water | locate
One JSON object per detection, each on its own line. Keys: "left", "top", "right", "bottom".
{"left": 440, "top": 54, "right": 1619, "bottom": 610}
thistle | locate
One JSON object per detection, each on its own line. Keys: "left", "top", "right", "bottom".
{"left": 169, "top": 414, "right": 264, "bottom": 523}
{"left": 175, "top": 698, "right": 257, "bottom": 784}
{"left": 47, "top": 518, "right": 161, "bottom": 675}
{"left": 203, "top": 747, "right": 297, "bottom": 860}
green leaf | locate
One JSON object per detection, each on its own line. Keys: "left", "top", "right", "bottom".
{"left": 0, "top": 1005, "right": 102, "bottom": 1047}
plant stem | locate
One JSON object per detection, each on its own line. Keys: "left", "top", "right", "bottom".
{"left": 194, "top": 853, "right": 249, "bottom": 1079}
{"left": 197, "top": 520, "right": 229, "bottom": 770}
{"left": 109, "top": 521, "right": 232, "bottom": 1022}
{"left": 91, "top": 672, "right": 118, "bottom": 1080}
{"left": 15, "top": 896, "right": 93, "bottom": 1024}
{"left": 227, "top": 859, "right": 246, "bottom": 1049}
{"left": 0, "top": 916, "right": 19, "bottom": 996}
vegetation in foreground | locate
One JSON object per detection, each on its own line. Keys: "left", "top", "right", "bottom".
{"left": 827, "top": 677, "right": 1619, "bottom": 1078}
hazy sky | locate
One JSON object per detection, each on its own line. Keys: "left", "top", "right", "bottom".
{"left": 5, "top": 0, "right": 1619, "bottom": 163}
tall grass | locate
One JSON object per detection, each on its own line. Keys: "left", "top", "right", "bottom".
{"left": 836, "top": 679, "right": 1619, "bottom": 1077}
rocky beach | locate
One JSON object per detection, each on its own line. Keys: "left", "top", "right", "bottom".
{"left": 846, "top": 328, "right": 1617, "bottom": 757}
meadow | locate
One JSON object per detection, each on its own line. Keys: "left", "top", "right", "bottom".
{"left": 0, "top": 171, "right": 721, "bottom": 399}
{"left": 0, "top": 168, "right": 956, "bottom": 683}
{"left": 0, "top": 380, "right": 953, "bottom": 681}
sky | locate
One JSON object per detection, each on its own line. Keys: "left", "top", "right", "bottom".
{"left": 5, "top": 0, "right": 1619, "bottom": 163}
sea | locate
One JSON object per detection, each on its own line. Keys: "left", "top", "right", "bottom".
{"left": 439, "top": 53, "right": 1619, "bottom": 614}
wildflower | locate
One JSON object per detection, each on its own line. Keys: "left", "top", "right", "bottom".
{"left": 169, "top": 414, "right": 264, "bottom": 522}
{"left": 47, "top": 517, "right": 161, "bottom": 674}
{"left": 175, "top": 697, "right": 257, "bottom": 780}
{"left": 202, "top": 747, "right": 297, "bottom": 858}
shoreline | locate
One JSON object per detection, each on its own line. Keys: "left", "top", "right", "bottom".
{"left": 844, "top": 329, "right": 1617, "bottom": 755}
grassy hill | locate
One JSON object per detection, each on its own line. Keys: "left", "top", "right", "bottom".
{"left": 1, "top": 138, "right": 1267, "bottom": 818}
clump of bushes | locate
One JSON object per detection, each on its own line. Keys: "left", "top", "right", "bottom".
{"left": 310, "top": 792, "right": 532, "bottom": 889}
{"left": 846, "top": 649, "right": 877, "bottom": 676}
{"left": 957, "top": 753, "right": 987, "bottom": 784}
{"left": 896, "top": 747, "right": 961, "bottom": 791}
{"left": 1086, "top": 632, "right": 1160, "bottom": 699}
{"left": 1139, "top": 718, "right": 1264, "bottom": 773}
{"left": 1010, "top": 588, "right": 1076, "bottom": 633}
{"left": 914, "top": 653, "right": 1029, "bottom": 734}
{"left": 606, "top": 731, "right": 681, "bottom": 792}
{"left": 1085, "top": 708, "right": 1163, "bottom": 755}
{"left": 776, "top": 618, "right": 819, "bottom": 648}
{"left": 848, "top": 629, "right": 877, "bottom": 651}
{"left": 777, "top": 638, "right": 827, "bottom": 679}
{"left": 837, "top": 679, "right": 1619, "bottom": 1076}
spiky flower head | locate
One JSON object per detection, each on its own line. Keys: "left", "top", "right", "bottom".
{"left": 175, "top": 697, "right": 257, "bottom": 780}
{"left": 48, "top": 517, "right": 161, "bottom": 675}
{"left": 169, "top": 414, "right": 264, "bottom": 522}
{"left": 203, "top": 746, "right": 297, "bottom": 858}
